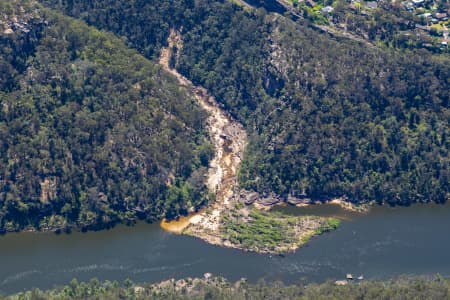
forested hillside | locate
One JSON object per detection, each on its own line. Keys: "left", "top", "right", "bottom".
{"left": 42, "top": 0, "right": 450, "bottom": 205}
{"left": 0, "top": 1, "right": 213, "bottom": 232}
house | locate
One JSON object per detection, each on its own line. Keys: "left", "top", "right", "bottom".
{"left": 435, "top": 13, "right": 448, "bottom": 21}
{"left": 415, "top": 24, "right": 430, "bottom": 31}
{"left": 420, "top": 12, "right": 432, "bottom": 19}
{"left": 443, "top": 29, "right": 449, "bottom": 39}
{"left": 320, "top": 6, "right": 334, "bottom": 14}
{"left": 404, "top": 2, "right": 414, "bottom": 11}
{"left": 306, "top": 0, "right": 317, "bottom": 7}
{"left": 365, "top": 1, "right": 378, "bottom": 9}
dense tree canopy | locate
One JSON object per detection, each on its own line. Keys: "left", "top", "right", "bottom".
{"left": 43, "top": 0, "right": 449, "bottom": 205}
{"left": 0, "top": 3, "right": 213, "bottom": 232}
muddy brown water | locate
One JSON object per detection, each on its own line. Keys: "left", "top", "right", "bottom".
{"left": 1, "top": 203, "right": 450, "bottom": 294}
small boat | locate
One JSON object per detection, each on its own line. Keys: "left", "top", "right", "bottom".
{"left": 346, "top": 274, "right": 353, "bottom": 280}
{"left": 357, "top": 275, "right": 364, "bottom": 280}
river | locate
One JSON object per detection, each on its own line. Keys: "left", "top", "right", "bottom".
{"left": 1, "top": 203, "right": 449, "bottom": 294}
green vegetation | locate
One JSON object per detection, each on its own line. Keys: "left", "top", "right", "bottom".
{"left": 42, "top": 0, "right": 449, "bottom": 207}
{"left": 4, "top": 275, "right": 450, "bottom": 300}
{"left": 0, "top": 2, "right": 213, "bottom": 232}
{"left": 2, "top": 0, "right": 448, "bottom": 233}
{"left": 319, "top": 218, "right": 341, "bottom": 232}
{"left": 300, "top": 3, "right": 330, "bottom": 24}
{"left": 221, "top": 209, "right": 338, "bottom": 253}
{"left": 178, "top": 7, "right": 449, "bottom": 206}
{"left": 281, "top": 0, "right": 449, "bottom": 51}
{"left": 329, "top": 0, "right": 450, "bottom": 51}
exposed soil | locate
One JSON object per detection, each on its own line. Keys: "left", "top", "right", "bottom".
{"left": 159, "top": 29, "right": 248, "bottom": 238}
{"left": 158, "top": 30, "right": 340, "bottom": 254}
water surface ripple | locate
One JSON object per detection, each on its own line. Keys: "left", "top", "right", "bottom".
{"left": 1, "top": 203, "right": 449, "bottom": 294}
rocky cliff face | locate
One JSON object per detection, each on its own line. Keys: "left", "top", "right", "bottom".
{"left": 0, "top": 1, "right": 46, "bottom": 91}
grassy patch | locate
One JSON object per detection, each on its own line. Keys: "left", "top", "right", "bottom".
{"left": 221, "top": 210, "right": 339, "bottom": 253}
{"left": 316, "top": 218, "right": 341, "bottom": 234}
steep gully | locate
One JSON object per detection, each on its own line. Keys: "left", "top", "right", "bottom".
{"left": 158, "top": 30, "right": 360, "bottom": 252}
{"left": 159, "top": 30, "right": 248, "bottom": 241}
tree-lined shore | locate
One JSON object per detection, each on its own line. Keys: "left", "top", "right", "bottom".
{"left": 3, "top": 275, "right": 449, "bottom": 300}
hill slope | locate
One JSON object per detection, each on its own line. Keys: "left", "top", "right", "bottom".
{"left": 0, "top": 2, "right": 213, "bottom": 232}
{"left": 42, "top": 0, "right": 449, "bottom": 205}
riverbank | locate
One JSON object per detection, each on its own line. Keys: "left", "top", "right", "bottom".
{"left": 162, "top": 203, "right": 341, "bottom": 254}
{"left": 2, "top": 203, "right": 450, "bottom": 294}
{"left": 307, "top": 198, "right": 371, "bottom": 213}
{"left": 244, "top": 192, "right": 371, "bottom": 213}
{"left": 6, "top": 275, "right": 449, "bottom": 300}
{"left": 0, "top": 219, "right": 124, "bottom": 235}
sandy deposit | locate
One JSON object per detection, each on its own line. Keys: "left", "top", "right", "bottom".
{"left": 159, "top": 30, "right": 248, "bottom": 238}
